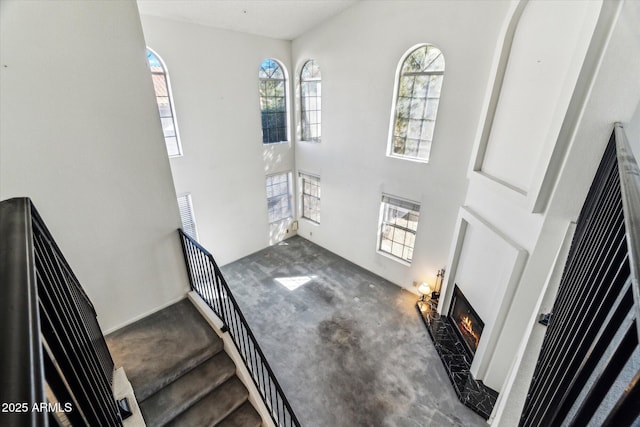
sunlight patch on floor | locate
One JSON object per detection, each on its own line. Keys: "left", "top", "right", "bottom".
{"left": 275, "top": 275, "right": 316, "bottom": 291}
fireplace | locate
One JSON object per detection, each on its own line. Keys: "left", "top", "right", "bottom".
{"left": 448, "top": 284, "right": 484, "bottom": 358}
{"left": 416, "top": 284, "right": 497, "bottom": 419}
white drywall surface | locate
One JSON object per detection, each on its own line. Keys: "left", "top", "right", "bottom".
{"left": 0, "top": 0, "right": 189, "bottom": 332}
{"left": 140, "top": 15, "right": 295, "bottom": 265}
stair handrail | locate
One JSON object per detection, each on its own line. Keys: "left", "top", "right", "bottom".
{"left": 614, "top": 123, "right": 640, "bottom": 341}
{"left": 0, "top": 197, "right": 122, "bottom": 426}
{"left": 0, "top": 198, "right": 46, "bottom": 426}
{"left": 178, "top": 229, "right": 301, "bottom": 427}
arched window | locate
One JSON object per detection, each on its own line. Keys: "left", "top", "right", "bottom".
{"left": 300, "top": 60, "right": 321, "bottom": 142}
{"left": 259, "top": 59, "right": 288, "bottom": 144}
{"left": 388, "top": 44, "right": 444, "bottom": 162}
{"left": 146, "top": 49, "right": 182, "bottom": 157}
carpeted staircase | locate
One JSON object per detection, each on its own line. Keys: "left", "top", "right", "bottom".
{"left": 106, "top": 299, "right": 262, "bottom": 427}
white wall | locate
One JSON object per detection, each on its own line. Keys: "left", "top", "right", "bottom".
{"left": 434, "top": 0, "right": 603, "bottom": 394}
{"left": 479, "top": 0, "right": 601, "bottom": 195}
{"left": 626, "top": 101, "right": 640, "bottom": 159}
{"left": 467, "top": 0, "right": 602, "bottom": 251}
{"left": 0, "top": 0, "right": 189, "bottom": 332}
{"left": 140, "top": 16, "right": 295, "bottom": 265}
{"left": 291, "top": 0, "right": 513, "bottom": 292}
{"left": 454, "top": 220, "right": 517, "bottom": 324}
{"left": 492, "top": 0, "right": 640, "bottom": 423}
{"left": 443, "top": 208, "right": 528, "bottom": 390}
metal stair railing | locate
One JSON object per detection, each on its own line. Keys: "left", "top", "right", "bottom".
{"left": 178, "top": 229, "right": 301, "bottom": 427}
{"left": 0, "top": 197, "right": 122, "bottom": 427}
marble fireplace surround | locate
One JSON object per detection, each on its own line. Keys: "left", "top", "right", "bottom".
{"left": 417, "top": 300, "right": 498, "bottom": 419}
{"left": 437, "top": 207, "right": 528, "bottom": 391}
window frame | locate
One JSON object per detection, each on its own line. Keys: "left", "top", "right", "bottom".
{"left": 377, "top": 194, "right": 421, "bottom": 265}
{"left": 387, "top": 44, "right": 445, "bottom": 163}
{"left": 259, "top": 58, "right": 289, "bottom": 144}
{"left": 177, "top": 193, "right": 198, "bottom": 241}
{"left": 146, "top": 48, "right": 183, "bottom": 158}
{"left": 299, "top": 172, "right": 320, "bottom": 224}
{"left": 300, "top": 59, "right": 322, "bottom": 143}
{"left": 266, "top": 172, "right": 293, "bottom": 224}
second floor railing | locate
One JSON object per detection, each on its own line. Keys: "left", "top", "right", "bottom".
{"left": 520, "top": 124, "right": 640, "bottom": 426}
{"left": 0, "top": 198, "right": 122, "bottom": 426}
{"left": 178, "top": 229, "right": 301, "bottom": 427}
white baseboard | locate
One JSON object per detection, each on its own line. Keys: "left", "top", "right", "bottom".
{"left": 104, "top": 294, "right": 187, "bottom": 335}
{"left": 187, "top": 291, "right": 276, "bottom": 427}
{"left": 113, "top": 367, "right": 146, "bottom": 427}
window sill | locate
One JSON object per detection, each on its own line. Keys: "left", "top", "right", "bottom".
{"left": 301, "top": 217, "right": 320, "bottom": 225}
{"left": 386, "top": 153, "right": 429, "bottom": 164}
{"left": 269, "top": 216, "right": 293, "bottom": 225}
{"left": 263, "top": 141, "right": 290, "bottom": 146}
{"left": 376, "top": 250, "right": 412, "bottom": 267}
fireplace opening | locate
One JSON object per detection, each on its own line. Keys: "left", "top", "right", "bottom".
{"left": 448, "top": 284, "right": 484, "bottom": 358}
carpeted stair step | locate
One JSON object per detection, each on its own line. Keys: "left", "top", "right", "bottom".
{"left": 164, "top": 376, "right": 249, "bottom": 427}
{"left": 106, "top": 299, "right": 224, "bottom": 401}
{"left": 216, "top": 401, "right": 262, "bottom": 427}
{"left": 139, "top": 351, "right": 236, "bottom": 427}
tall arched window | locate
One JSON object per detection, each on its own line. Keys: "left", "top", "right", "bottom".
{"left": 259, "top": 59, "right": 288, "bottom": 144}
{"left": 146, "top": 49, "right": 182, "bottom": 157}
{"left": 300, "top": 60, "right": 321, "bottom": 142}
{"left": 388, "top": 44, "right": 444, "bottom": 162}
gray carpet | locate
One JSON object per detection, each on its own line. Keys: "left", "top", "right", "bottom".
{"left": 220, "top": 236, "right": 485, "bottom": 427}
{"left": 106, "top": 299, "right": 260, "bottom": 426}
{"left": 106, "top": 299, "right": 222, "bottom": 402}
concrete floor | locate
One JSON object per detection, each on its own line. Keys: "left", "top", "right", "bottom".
{"left": 220, "top": 236, "right": 485, "bottom": 427}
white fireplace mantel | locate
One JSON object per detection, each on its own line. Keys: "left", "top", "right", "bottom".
{"left": 438, "top": 206, "right": 528, "bottom": 391}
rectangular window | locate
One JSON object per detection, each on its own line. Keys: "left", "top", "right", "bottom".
{"left": 266, "top": 172, "right": 293, "bottom": 223}
{"left": 177, "top": 193, "right": 198, "bottom": 240}
{"left": 300, "top": 173, "right": 320, "bottom": 223}
{"left": 378, "top": 194, "right": 420, "bottom": 264}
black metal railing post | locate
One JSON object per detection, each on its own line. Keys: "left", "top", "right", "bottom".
{"left": 178, "top": 230, "right": 301, "bottom": 427}
{"left": 0, "top": 198, "right": 47, "bottom": 427}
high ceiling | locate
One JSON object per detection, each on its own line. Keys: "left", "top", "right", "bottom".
{"left": 136, "top": 0, "right": 358, "bottom": 41}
